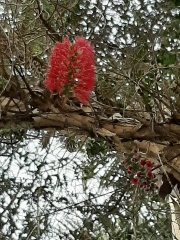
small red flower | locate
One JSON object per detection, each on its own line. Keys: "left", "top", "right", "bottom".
{"left": 140, "top": 181, "right": 146, "bottom": 188}
{"left": 130, "top": 178, "right": 139, "bottom": 185}
{"left": 44, "top": 37, "right": 95, "bottom": 104}
{"left": 142, "top": 181, "right": 147, "bottom": 187}
{"left": 131, "top": 157, "right": 138, "bottom": 162}
{"left": 137, "top": 171, "right": 142, "bottom": 178}
{"left": 150, "top": 182, "right": 157, "bottom": 188}
{"left": 132, "top": 149, "right": 138, "bottom": 154}
{"left": 139, "top": 159, "right": 147, "bottom": 166}
{"left": 145, "top": 160, "right": 154, "bottom": 169}
{"left": 127, "top": 170, "right": 133, "bottom": 175}
{"left": 146, "top": 171, "right": 155, "bottom": 178}
{"left": 128, "top": 166, "right": 133, "bottom": 171}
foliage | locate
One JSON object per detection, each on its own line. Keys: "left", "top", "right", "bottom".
{"left": 0, "top": 134, "right": 172, "bottom": 239}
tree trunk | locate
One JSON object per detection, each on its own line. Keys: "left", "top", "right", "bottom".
{"left": 1, "top": 93, "right": 180, "bottom": 183}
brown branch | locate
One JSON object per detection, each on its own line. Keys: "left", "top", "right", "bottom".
{"left": 36, "top": 0, "right": 61, "bottom": 42}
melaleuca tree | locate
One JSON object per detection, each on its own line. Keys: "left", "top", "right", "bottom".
{"left": 0, "top": 0, "right": 179, "bottom": 239}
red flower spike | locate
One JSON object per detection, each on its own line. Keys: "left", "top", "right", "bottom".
{"left": 44, "top": 37, "right": 95, "bottom": 105}
{"left": 44, "top": 39, "right": 71, "bottom": 92}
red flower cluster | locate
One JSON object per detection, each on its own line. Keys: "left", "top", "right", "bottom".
{"left": 44, "top": 37, "right": 95, "bottom": 105}
{"left": 123, "top": 149, "right": 158, "bottom": 192}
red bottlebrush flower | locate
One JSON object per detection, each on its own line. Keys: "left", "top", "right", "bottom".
{"left": 44, "top": 37, "right": 95, "bottom": 105}
{"left": 71, "top": 37, "right": 95, "bottom": 104}
{"left": 44, "top": 38, "right": 71, "bottom": 92}
{"left": 130, "top": 177, "right": 139, "bottom": 185}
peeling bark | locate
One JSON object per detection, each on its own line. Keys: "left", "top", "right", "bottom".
{"left": 1, "top": 94, "right": 180, "bottom": 186}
